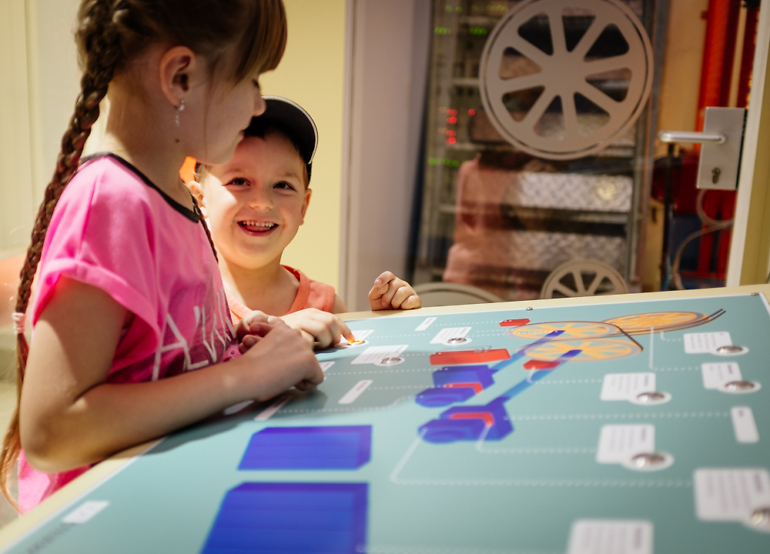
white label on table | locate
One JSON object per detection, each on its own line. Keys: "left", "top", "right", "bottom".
{"left": 339, "top": 380, "right": 373, "bottom": 404}
{"left": 430, "top": 327, "right": 471, "bottom": 344}
{"left": 702, "top": 362, "right": 742, "bottom": 389}
{"left": 338, "top": 329, "right": 374, "bottom": 345}
{"left": 601, "top": 373, "right": 656, "bottom": 401}
{"left": 319, "top": 361, "right": 335, "bottom": 373}
{"left": 351, "top": 345, "right": 408, "bottom": 365}
{"left": 254, "top": 396, "right": 290, "bottom": 421}
{"left": 684, "top": 332, "right": 732, "bottom": 354}
{"left": 694, "top": 468, "right": 770, "bottom": 522}
{"left": 223, "top": 400, "right": 254, "bottom": 416}
{"left": 731, "top": 407, "right": 760, "bottom": 443}
{"left": 63, "top": 501, "right": 109, "bottom": 524}
{"left": 596, "top": 425, "right": 655, "bottom": 464}
{"left": 416, "top": 317, "right": 437, "bottom": 331}
{"left": 567, "top": 519, "right": 653, "bottom": 554}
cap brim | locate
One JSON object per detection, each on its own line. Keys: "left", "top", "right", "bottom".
{"left": 258, "top": 96, "right": 318, "bottom": 164}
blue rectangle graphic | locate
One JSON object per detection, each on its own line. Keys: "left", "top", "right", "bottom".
{"left": 238, "top": 426, "right": 372, "bottom": 470}
{"left": 201, "top": 482, "right": 368, "bottom": 554}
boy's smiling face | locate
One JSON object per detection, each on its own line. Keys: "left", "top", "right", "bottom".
{"left": 197, "top": 132, "right": 311, "bottom": 271}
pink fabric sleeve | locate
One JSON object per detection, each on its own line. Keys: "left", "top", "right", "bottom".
{"left": 31, "top": 160, "right": 161, "bottom": 368}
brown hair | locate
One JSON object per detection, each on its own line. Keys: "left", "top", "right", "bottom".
{"left": 0, "top": 0, "right": 287, "bottom": 509}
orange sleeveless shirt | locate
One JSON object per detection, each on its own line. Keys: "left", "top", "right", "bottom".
{"left": 226, "top": 265, "right": 336, "bottom": 323}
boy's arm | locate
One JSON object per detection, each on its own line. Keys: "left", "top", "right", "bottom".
{"left": 368, "top": 271, "right": 422, "bottom": 311}
{"left": 279, "top": 308, "right": 354, "bottom": 348}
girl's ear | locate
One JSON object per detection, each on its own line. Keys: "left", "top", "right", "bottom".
{"left": 158, "top": 46, "right": 198, "bottom": 107}
{"left": 188, "top": 181, "right": 208, "bottom": 218}
{"left": 300, "top": 188, "right": 312, "bottom": 224}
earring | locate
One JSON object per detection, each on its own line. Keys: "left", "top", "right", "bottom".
{"left": 175, "top": 100, "right": 185, "bottom": 126}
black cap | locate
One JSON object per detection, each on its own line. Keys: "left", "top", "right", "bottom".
{"left": 245, "top": 96, "right": 318, "bottom": 182}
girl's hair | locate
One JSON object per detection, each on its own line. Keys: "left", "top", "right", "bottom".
{"left": 0, "top": 0, "right": 287, "bottom": 509}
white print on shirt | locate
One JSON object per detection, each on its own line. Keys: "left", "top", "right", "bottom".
{"left": 152, "top": 288, "right": 237, "bottom": 380}
{"left": 193, "top": 290, "right": 238, "bottom": 368}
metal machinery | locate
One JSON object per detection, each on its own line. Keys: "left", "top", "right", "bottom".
{"left": 412, "top": 0, "right": 662, "bottom": 300}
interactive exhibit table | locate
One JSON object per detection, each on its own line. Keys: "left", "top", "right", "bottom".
{"left": 1, "top": 286, "right": 770, "bottom": 554}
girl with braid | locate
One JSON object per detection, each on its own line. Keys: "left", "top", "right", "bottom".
{"left": 0, "top": 0, "right": 324, "bottom": 513}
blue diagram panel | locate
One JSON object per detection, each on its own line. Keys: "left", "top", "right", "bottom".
{"left": 239, "top": 426, "right": 372, "bottom": 470}
{"left": 201, "top": 482, "right": 368, "bottom": 554}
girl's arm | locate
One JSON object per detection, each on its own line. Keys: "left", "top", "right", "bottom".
{"left": 20, "top": 276, "right": 322, "bottom": 474}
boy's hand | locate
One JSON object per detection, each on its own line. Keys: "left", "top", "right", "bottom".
{"left": 368, "top": 271, "right": 422, "bottom": 311}
{"left": 280, "top": 309, "right": 355, "bottom": 349}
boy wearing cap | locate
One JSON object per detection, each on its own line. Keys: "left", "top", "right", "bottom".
{"left": 189, "top": 97, "right": 420, "bottom": 345}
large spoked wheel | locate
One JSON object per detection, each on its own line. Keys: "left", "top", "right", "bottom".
{"left": 524, "top": 338, "right": 642, "bottom": 361}
{"left": 541, "top": 259, "right": 628, "bottom": 298}
{"left": 510, "top": 321, "right": 619, "bottom": 340}
{"left": 479, "top": 0, "right": 653, "bottom": 159}
{"left": 604, "top": 311, "right": 709, "bottom": 335}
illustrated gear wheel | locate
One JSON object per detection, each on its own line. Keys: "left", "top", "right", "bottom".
{"left": 604, "top": 311, "right": 708, "bottom": 335}
{"left": 524, "top": 338, "right": 642, "bottom": 361}
{"left": 510, "top": 321, "right": 619, "bottom": 340}
{"left": 479, "top": 0, "right": 653, "bottom": 159}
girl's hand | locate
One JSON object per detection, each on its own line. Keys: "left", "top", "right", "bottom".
{"left": 236, "top": 317, "right": 325, "bottom": 398}
{"left": 236, "top": 310, "right": 272, "bottom": 353}
{"left": 280, "top": 309, "right": 354, "bottom": 348}
{"left": 368, "top": 271, "right": 422, "bottom": 311}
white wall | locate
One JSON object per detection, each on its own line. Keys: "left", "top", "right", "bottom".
{"left": 343, "top": 0, "right": 431, "bottom": 310}
{"left": 0, "top": 0, "right": 35, "bottom": 256}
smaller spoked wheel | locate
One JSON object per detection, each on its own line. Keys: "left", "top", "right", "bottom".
{"left": 524, "top": 338, "right": 641, "bottom": 362}
{"left": 511, "top": 321, "right": 619, "bottom": 340}
{"left": 541, "top": 259, "right": 628, "bottom": 299}
{"left": 604, "top": 311, "right": 708, "bottom": 335}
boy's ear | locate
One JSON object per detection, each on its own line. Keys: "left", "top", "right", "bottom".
{"left": 158, "top": 45, "right": 198, "bottom": 108}
{"left": 188, "top": 181, "right": 208, "bottom": 218}
{"left": 300, "top": 188, "right": 312, "bottom": 224}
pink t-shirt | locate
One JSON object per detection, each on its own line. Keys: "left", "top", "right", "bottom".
{"left": 20, "top": 154, "right": 240, "bottom": 512}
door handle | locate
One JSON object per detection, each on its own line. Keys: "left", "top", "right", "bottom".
{"left": 658, "top": 131, "right": 725, "bottom": 144}
{"left": 658, "top": 107, "right": 746, "bottom": 190}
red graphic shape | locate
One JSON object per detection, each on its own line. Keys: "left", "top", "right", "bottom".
{"left": 430, "top": 349, "right": 510, "bottom": 366}
{"left": 500, "top": 318, "right": 530, "bottom": 327}
{"left": 445, "top": 382, "right": 483, "bottom": 394}
{"left": 448, "top": 412, "right": 495, "bottom": 426}
{"left": 523, "top": 360, "right": 561, "bottom": 370}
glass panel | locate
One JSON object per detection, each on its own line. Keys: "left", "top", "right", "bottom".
{"left": 412, "top": 0, "right": 758, "bottom": 299}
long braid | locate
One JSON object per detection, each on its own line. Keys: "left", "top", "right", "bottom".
{"left": 192, "top": 195, "right": 218, "bottom": 262}
{"left": 0, "top": 0, "right": 123, "bottom": 509}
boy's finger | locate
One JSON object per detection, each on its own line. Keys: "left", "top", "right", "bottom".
{"left": 390, "top": 285, "right": 415, "bottom": 308}
{"left": 373, "top": 271, "right": 395, "bottom": 287}
{"left": 299, "top": 329, "right": 315, "bottom": 348}
{"left": 339, "top": 320, "right": 355, "bottom": 341}
{"left": 401, "top": 294, "right": 422, "bottom": 310}
{"left": 382, "top": 279, "right": 408, "bottom": 307}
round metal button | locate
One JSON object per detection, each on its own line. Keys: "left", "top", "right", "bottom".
{"left": 630, "top": 452, "right": 668, "bottom": 469}
{"left": 751, "top": 507, "right": 770, "bottom": 528}
{"left": 724, "top": 380, "right": 757, "bottom": 392}
{"left": 715, "top": 345, "right": 748, "bottom": 355}
{"left": 636, "top": 391, "right": 668, "bottom": 404}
